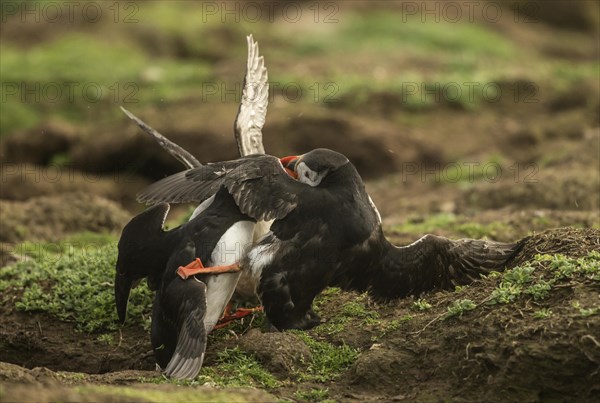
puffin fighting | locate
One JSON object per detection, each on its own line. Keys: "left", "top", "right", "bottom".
{"left": 115, "top": 36, "right": 525, "bottom": 379}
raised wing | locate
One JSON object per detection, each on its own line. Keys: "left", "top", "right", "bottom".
{"left": 234, "top": 34, "right": 268, "bottom": 156}
{"left": 138, "top": 155, "right": 300, "bottom": 221}
{"left": 370, "top": 234, "right": 526, "bottom": 300}
{"left": 120, "top": 106, "right": 202, "bottom": 169}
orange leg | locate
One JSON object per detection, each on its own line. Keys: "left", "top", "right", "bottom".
{"left": 213, "top": 306, "right": 264, "bottom": 330}
{"left": 177, "top": 258, "right": 241, "bottom": 280}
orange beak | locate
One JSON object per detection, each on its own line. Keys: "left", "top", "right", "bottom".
{"left": 280, "top": 156, "right": 299, "bottom": 179}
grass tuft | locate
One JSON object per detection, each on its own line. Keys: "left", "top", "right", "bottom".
{"left": 199, "top": 347, "right": 281, "bottom": 389}
{"left": 291, "top": 331, "right": 359, "bottom": 383}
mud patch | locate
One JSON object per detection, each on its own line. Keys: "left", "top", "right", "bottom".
{"left": 0, "top": 193, "right": 129, "bottom": 244}
{"left": 238, "top": 329, "right": 311, "bottom": 378}
{"left": 0, "top": 310, "right": 154, "bottom": 374}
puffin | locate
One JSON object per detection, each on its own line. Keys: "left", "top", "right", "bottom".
{"left": 115, "top": 186, "right": 261, "bottom": 379}
{"left": 119, "top": 34, "right": 270, "bottom": 302}
{"left": 138, "top": 148, "right": 525, "bottom": 331}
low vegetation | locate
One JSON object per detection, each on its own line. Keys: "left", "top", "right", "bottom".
{"left": 0, "top": 235, "right": 153, "bottom": 332}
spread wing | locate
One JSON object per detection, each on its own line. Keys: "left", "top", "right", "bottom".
{"left": 234, "top": 34, "right": 268, "bottom": 156}
{"left": 138, "top": 155, "right": 301, "bottom": 221}
{"left": 120, "top": 106, "right": 202, "bottom": 169}
{"left": 120, "top": 35, "right": 267, "bottom": 169}
{"left": 371, "top": 234, "right": 526, "bottom": 300}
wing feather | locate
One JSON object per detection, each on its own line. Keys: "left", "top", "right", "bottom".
{"left": 234, "top": 34, "right": 268, "bottom": 156}
{"left": 120, "top": 107, "right": 202, "bottom": 169}
{"left": 162, "top": 276, "right": 208, "bottom": 380}
{"left": 138, "top": 155, "right": 300, "bottom": 221}
{"left": 370, "top": 234, "right": 527, "bottom": 300}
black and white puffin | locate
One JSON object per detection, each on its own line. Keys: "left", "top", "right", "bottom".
{"left": 138, "top": 148, "right": 524, "bottom": 331}
{"left": 119, "top": 34, "right": 270, "bottom": 303}
{"left": 115, "top": 186, "right": 260, "bottom": 379}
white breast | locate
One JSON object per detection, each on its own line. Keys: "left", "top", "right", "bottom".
{"left": 203, "top": 220, "right": 255, "bottom": 332}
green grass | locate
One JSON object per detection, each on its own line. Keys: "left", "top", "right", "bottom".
{"left": 487, "top": 252, "right": 600, "bottom": 306}
{"left": 199, "top": 347, "right": 281, "bottom": 389}
{"left": 290, "top": 332, "right": 359, "bottom": 383}
{"left": 0, "top": 33, "right": 212, "bottom": 136}
{"left": 314, "top": 291, "right": 380, "bottom": 336}
{"left": 532, "top": 308, "right": 553, "bottom": 319}
{"left": 2, "top": 3, "right": 598, "bottom": 137}
{"left": 0, "top": 236, "right": 153, "bottom": 332}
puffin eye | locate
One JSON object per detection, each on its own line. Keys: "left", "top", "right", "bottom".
{"left": 304, "top": 171, "right": 309, "bottom": 178}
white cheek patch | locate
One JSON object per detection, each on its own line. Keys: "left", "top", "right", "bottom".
{"left": 296, "top": 162, "right": 327, "bottom": 187}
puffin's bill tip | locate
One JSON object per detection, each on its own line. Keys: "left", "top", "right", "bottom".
{"left": 279, "top": 155, "right": 299, "bottom": 166}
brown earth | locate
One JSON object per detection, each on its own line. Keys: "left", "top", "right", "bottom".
{"left": 1, "top": 229, "right": 598, "bottom": 402}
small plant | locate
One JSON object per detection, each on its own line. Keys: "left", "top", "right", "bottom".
{"left": 578, "top": 307, "right": 599, "bottom": 317}
{"left": 503, "top": 265, "right": 535, "bottom": 285}
{"left": 524, "top": 280, "right": 554, "bottom": 300}
{"left": 454, "top": 285, "right": 468, "bottom": 293}
{"left": 572, "top": 301, "right": 599, "bottom": 317}
{"left": 341, "top": 300, "right": 379, "bottom": 325}
{"left": 445, "top": 299, "right": 476, "bottom": 318}
{"left": 97, "top": 333, "right": 114, "bottom": 345}
{"left": 412, "top": 298, "right": 432, "bottom": 311}
{"left": 483, "top": 271, "right": 502, "bottom": 279}
{"left": 489, "top": 282, "right": 522, "bottom": 304}
{"left": 532, "top": 308, "right": 553, "bottom": 319}
{"left": 549, "top": 255, "right": 578, "bottom": 279}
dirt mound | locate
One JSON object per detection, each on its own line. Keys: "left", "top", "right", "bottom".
{"left": 0, "top": 362, "right": 276, "bottom": 402}
{"left": 0, "top": 193, "right": 129, "bottom": 245}
{"left": 264, "top": 112, "right": 443, "bottom": 179}
{"left": 0, "top": 310, "right": 154, "bottom": 374}
{"left": 0, "top": 121, "right": 78, "bottom": 166}
{"left": 508, "top": 1, "right": 599, "bottom": 32}
{"left": 341, "top": 228, "right": 600, "bottom": 401}
{"left": 238, "top": 329, "right": 311, "bottom": 378}
{"left": 511, "top": 227, "right": 600, "bottom": 265}
{"left": 0, "top": 164, "right": 147, "bottom": 210}
{"left": 462, "top": 170, "right": 600, "bottom": 211}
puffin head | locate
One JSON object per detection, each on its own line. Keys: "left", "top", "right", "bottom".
{"left": 280, "top": 148, "right": 349, "bottom": 187}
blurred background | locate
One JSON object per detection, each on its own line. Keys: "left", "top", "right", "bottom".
{"left": 0, "top": 0, "right": 598, "bottom": 262}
